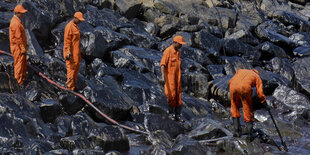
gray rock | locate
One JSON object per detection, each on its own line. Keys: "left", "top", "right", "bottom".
{"left": 273, "top": 85, "right": 310, "bottom": 110}
{"left": 72, "top": 149, "right": 104, "bottom": 155}
{"left": 170, "top": 136, "right": 210, "bottom": 155}
{"left": 289, "top": 32, "right": 310, "bottom": 46}
{"left": 0, "top": 28, "right": 10, "bottom": 53}
{"left": 43, "top": 149, "right": 69, "bottom": 155}
{"left": 208, "top": 75, "right": 232, "bottom": 104}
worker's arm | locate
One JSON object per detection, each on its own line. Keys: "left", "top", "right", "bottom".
{"left": 64, "top": 25, "right": 72, "bottom": 60}
{"left": 256, "top": 75, "right": 266, "bottom": 103}
{"left": 160, "top": 49, "right": 169, "bottom": 85}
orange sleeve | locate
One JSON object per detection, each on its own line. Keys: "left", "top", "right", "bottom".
{"left": 64, "top": 25, "right": 72, "bottom": 55}
{"left": 255, "top": 75, "right": 266, "bottom": 103}
{"left": 160, "top": 48, "right": 169, "bottom": 67}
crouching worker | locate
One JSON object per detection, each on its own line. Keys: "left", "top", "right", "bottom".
{"left": 229, "top": 69, "right": 270, "bottom": 140}
{"left": 160, "top": 36, "right": 186, "bottom": 122}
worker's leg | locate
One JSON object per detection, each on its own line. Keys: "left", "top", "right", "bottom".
{"left": 66, "top": 60, "right": 75, "bottom": 91}
{"left": 230, "top": 88, "right": 241, "bottom": 137}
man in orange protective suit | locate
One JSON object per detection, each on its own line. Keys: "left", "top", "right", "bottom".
{"left": 9, "top": 5, "right": 28, "bottom": 87}
{"left": 63, "top": 12, "right": 85, "bottom": 91}
{"left": 229, "top": 69, "right": 270, "bottom": 140}
{"left": 160, "top": 35, "right": 186, "bottom": 122}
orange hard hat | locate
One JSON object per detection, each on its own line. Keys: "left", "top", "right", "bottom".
{"left": 74, "top": 12, "right": 85, "bottom": 21}
{"left": 173, "top": 35, "right": 186, "bottom": 45}
{"left": 14, "top": 5, "right": 27, "bottom": 14}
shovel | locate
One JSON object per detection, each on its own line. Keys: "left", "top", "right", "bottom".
{"left": 268, "top": 109, "right": 288, "bottom": 152}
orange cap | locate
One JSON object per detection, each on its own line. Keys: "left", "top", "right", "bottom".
{"left": 173, "top": 35, "right": 186, "bottom": 45}
{"left": 14, "top": 5, "right": 27, "bottom": 14}
{"left": 74, "top": 12, "right": 85, "bottom": 21}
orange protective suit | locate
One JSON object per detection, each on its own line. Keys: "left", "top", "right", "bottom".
{"left": 9, "top": 15, "right": 27, "bottom": 85}
{"left": 160, "top": 45, "right": 182, "bottom": 107}
{"left": 229, "top": 69, "right": 266, "bottom": 122}
{"left": 63, "top": 20, "right": 81, "bottom": 91}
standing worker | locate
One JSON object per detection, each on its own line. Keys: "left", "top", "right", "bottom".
{"left": 9, "top": 5, "right": 28, "bottom": 87}
{"left": 229, "top": 69, "right": 270, "bottom": 140}
{"left": 160, "top": 35, "right": 186, "bottom": 122}
{"left": 63, "top": 12, "right": 85, "bottom": 91}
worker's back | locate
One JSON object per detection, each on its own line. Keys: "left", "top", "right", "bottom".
{"left": 229, "top": 69, "right": 259, "bottom": 90}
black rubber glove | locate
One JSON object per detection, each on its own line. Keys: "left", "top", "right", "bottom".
{"left": 262, "top": 101, "right": 271, "bottom": 111}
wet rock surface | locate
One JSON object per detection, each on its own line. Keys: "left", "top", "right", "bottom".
{"left": 0, "top": 0, "right": 309, "bottom": 154}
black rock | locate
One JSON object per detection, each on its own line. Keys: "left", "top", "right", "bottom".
{"left": 88, "top": 125, "right": 129, "bottom": 152}
{"left": 225, "top": 29, "right": 260, "bottom": 46}
{"left": 289, "top": 32, "right": 310, "bottom": 46}
{"left": 59, "top": 92, "right": 85, "bottom": 115}
{"left": 72, "top": 149, "right": 105, "bottom": 155}
{"left": 170, "top": 136, "right": 210, "bottom": 155}
{"left": 38, "top": 99, "right": 63, "bottom": 123}
{"left": 115, "top": 0, "right": 143, "bottom": 19}
{"left": 206, "top": 65, "right": 225, "bottom": 80}
{"left": 193, "top": 29, "right": 223, "bottom": 55}
{"left": 60, "top": 135, "right": 91, "bottom": 151}
{"left": 84, "top": 5, "right": 132, "bottom": 30}
{"left": 208, "top": 75, "right": 232, "bottom": 104}
{"left": 119, "top": 27, "right": 157, "bottom": 49}
{"left": 144, "top": 113, "right": 186, "bottom": 138}
{"left": 270, "top": 57, "right": 295, "bottom": 82}
{"left": 0, "top": 72, "right": 19, "bottom": 93}
{"left": 256, "top": 41, "right": 289, "bottom": 60}
{"left": 83, "top": 76, "right": 133, "bottom": 122}
{"left": 221, "top": 56, "right": 253, "bottom": 75}
{"left": 293, "top": 46, "right": 310, "bottom": 57}
{"left": 0, "top": 28, "right": 10, "bottom": 52}
{"left": 223, "top": 39, "right": 261, "bottom": 62}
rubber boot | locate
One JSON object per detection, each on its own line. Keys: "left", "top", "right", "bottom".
{"left": 175, "top": 106, "right": 184, "bottom": 122}
{"left": 233, "top": 117, "right": 241, "bottom": 137}
{"left": 168, "top": 105, "right": 175, "bottom": 120}
{"left": 246, "top": 121, "right": 255, "bottom": 141}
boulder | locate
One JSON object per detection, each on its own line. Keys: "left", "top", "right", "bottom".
{"left": 193, "top": 30, "right": 223, "bottom": 55}
{"left": 289, "top": 32, "right": 310, "bottom": 46}
{"left": 60, "top": 135, "right": 91, "bottom": 151}
{"left": 273, "top": 85, "right": 310, "bottom": 110}
{"left": 225, "top": 29, "right": 260, "bottom": 46}
{"left": 181, "top": 46, "right": 212, "bottom": 67}
{"left": 83, "top": 76, "right": 133, "bottom": 122}
{"left": 270, "top": 57, "right": 295, "bottom": 82}
{"left": 221, "top": 56, "right": 253, "bottom": 76}
{"left": 144, "top": 113, "right": 186, "bottom": 138}
{"left": 38, "top": 99, "right": 62, "bottom": 123}
{"left": 256, "top": 41, "right": 289, "bottom": 60}
{"left": 88, "top": 125, "right": 129, "bottom": 152}
{"left": 72, "top": 149, "right": 105, "bottom": 155}
{"left": 84, "top": 5, "right": 132, "bottom": 30}
{"left": 115, "top": 0, "right": 143, "bottom": 19}
{"left": 293, "top": 46, "right": 310, "bottom": 57}
{"left": 182, "top": 72, "right": 209, "bottom": 98}
{"left": 119, "top": 27, "right": 157, "bottom": 49}
{"left": 0, "top": 72, "right": 19, "bottom": 93}
{"left": 223, "top": 39, "right": 261, "bottom": 62}
{"left": 255, "top": 20, "right": 296, "bottom": 48}
{"left": 206, "top": 65, "right": 225, "bottom": 80}
{"left": 25, "top": 29, "right": 44, "bottom": 57}
{"left": 293, "top": 57, "right": 310, "bottom": 96}
{"left": 0, "top": 28, "right": 10, "bottom": 53}
{"left": 170, "top": 136, "right": 210, "bottom": 155}
{"left": 208, "top": 75, "right": 231, "bottom": 104}
{"left": 81, "top": 26, "right": 130, "bottom": 60}
{"left": 43, "top": 149, "right": 70, "bottom": 155}
{"left": 189, "top": 117, "right": 231, "bottom": 140}
{"left": 268, "top": 10, "right": 310, "bottom": 32}
{"left": 58, "top": 92, "right": 85, "bottom": 115}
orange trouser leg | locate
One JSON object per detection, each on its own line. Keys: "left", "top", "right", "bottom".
{"left": 230, "top": 88, "right": 241, "bottom": 118}
{"left": 66, "top": 60, "right": 76, "bottom": 91}
{"left": 73, "top": 62, "right": 80, "bottom": 89}
{"left": 241, "top": 92, "right": 254, "bottom": 123}
{"left": 13, "top": 52, "right": 27, "bottom": 85}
